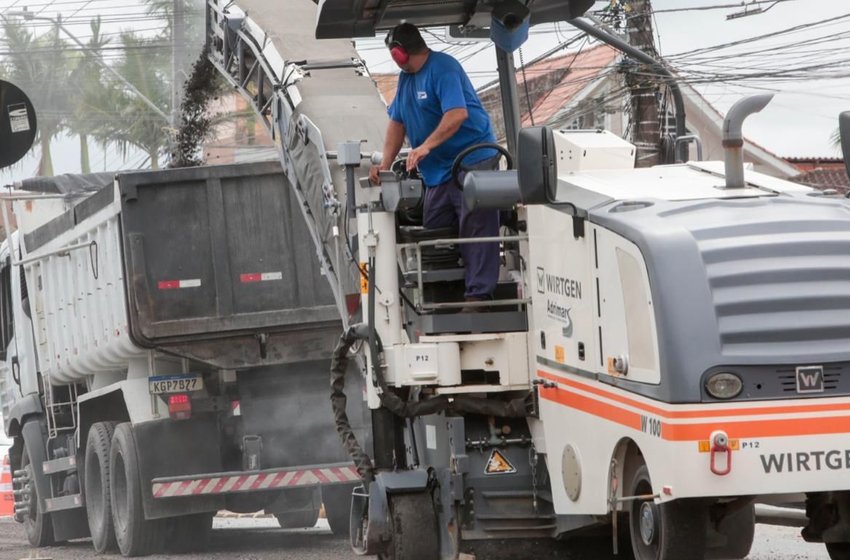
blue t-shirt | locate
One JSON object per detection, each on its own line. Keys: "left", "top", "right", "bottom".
{"left": 388, "top": 51, "right": 497, "bottom": 187}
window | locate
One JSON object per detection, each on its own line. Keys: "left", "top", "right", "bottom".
{"left": 0, "top": 258, "right": 14, "bottom": 355}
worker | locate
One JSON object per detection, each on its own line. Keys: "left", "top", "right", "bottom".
{"left": 369, "top": 23, "right": 501, "bottom": 310}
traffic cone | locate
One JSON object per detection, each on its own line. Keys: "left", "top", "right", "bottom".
{"left": 0, "top": 452, "right": 13, "bottom": 517}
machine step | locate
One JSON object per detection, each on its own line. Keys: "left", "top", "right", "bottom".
{"left": 44, "top": 494, "right": 84, "bottom": 513}
{"left": 42, "top": 456, "right": 78, "bottom": 475}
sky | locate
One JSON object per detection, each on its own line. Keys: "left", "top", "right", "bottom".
{"left": 0, "top": 0, "right": 848, "bottom": 187}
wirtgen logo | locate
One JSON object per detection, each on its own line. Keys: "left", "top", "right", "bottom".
{"left": 796, "top": 365, "right": 824, "bottom": 393}
{"left": 536, "top": 267, "right": 582, "bottom": 299}
{"left": 761, "top": 450, "right": 850, "bottom": 473}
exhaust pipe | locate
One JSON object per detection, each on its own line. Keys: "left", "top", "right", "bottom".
{"left": 722, "top": 94, "right": 774, "bottom": 188}
{"left": 840, "top": 112, "right": 850, "bottom": 181}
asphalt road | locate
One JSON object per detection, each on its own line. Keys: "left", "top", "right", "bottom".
{"left": 0, "top": 517, "right": 832, "bottom": 560}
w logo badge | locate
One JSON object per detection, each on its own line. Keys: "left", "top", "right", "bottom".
{"left": 796, "top": 365, "right": 824, "bottom": 394}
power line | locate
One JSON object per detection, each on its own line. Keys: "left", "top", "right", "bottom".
{"left": 652, "top": 0, "right": 801, "bottom": 14}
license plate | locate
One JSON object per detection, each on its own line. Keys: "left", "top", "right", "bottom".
{"left": 149, "top": 374, "right": 203, "bottom": 394}
{"left": 796, "top": 365, "right": 824, "bottom": 394}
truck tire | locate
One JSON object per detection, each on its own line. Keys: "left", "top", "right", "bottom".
{"left": 628, "top": 464, "right": 708, "bottom": 560}
{"left": 19, "top": 441, "right": 55, "bottom": 547}
{"left": 84, "top": 421, "right": 117, "bottom": 553}
{"left": 110, "top": 423, "right": 165, "bottom": 556}
{"left": 275, "top": 508, "right": 320, "bottom": 529}
{"left": 379, "top": 492, "right": 439, "bottom": 560}
{"left": 166, "top": 512, "right": 214, "bottom": 552}
{"left": 323, "top": 484, "right": 353, "bottom": 537}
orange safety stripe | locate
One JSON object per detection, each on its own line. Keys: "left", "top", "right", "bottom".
{"left": 661, "top": 416, "right": 850, "bottom": 441}
{"left": 539, "top": 386, "right": 642, "bottom": 433}
{"left": 539, "top": 377, "right": 850, "bottom": 442}
{"left": 537, "top": 370, "right": 850, "bottom": 420}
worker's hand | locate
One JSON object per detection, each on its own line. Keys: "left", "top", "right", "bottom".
{"left": 369, "top": 164, "right": 385, "bottom": 185}
{"left": 406, "top": 145, "right": 430, "bottom": 172}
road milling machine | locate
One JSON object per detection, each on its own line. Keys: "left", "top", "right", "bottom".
{"left": 206, "top": 0, "right": 850, "bottom": 558}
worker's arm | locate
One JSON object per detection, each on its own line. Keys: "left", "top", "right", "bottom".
{"left": 370, "top": 120, "right": 406, "bottom": 185}
{"left": 406, "top": 107, "right": 468, "bottom": 171}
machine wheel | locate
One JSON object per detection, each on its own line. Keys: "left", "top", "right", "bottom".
{"left": 275, "top": 508, "right": 320, "bottom": 529}
{"left": 166, "top": 512, "right": 214, "bottom": 552}
{"left": 827, "top": 543, "right": 850, "bottom": 560}
{"left": 110, "top": 423, "right": 166, "bottom": 556}
{"left": 19, "top": 440, "right": 55, "bottom": 547}
{"left": 84, "top": 421, "right": 118, "bottom": 553}
{"left": 707, "top": 503, "right": 755, "bottom": 559}
{"left": 628, "top": 464, "right": 707, "bottom": 560}
{"left": 323, "top": 485, "right": 353, "bottom": 537}
{"left": 379, "top": 492, "right": 439, "bottom": 560}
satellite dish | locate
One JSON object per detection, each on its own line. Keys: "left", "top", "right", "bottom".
{"left": 0, "top": 80, "right": 38, "bottom": 169}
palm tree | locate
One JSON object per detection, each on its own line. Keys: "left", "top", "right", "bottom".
{"left": 66, "top": 17, "right": 112, "bottom": 173}
{"left": 0, "top": 17, "right": 71, "bottom": 176}
{"left": 104, "top": 32, "right": 172, "bottom": 170}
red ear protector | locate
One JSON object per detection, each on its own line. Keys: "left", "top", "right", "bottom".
{"left": 386, "top": 28, "right": 410, "bottom": 66}
{"left": 389, "top": 42, "right": 410, "bottom": 66}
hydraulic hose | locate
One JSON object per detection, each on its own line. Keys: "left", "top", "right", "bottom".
{"left": 330, "top": 324, "right": 375, "bottom": 482}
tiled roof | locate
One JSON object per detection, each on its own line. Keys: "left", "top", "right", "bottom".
{"left": 370, "top": 43, "right": 620, "bottom": 119}
{"left": 791, "top": 167, "right": 850, "bottom": 193}
{"left": 786, "top": 157, "right": 844, "bottom": 163}
{"left": 517, "top": 44, "right": 619, "bottom": 126}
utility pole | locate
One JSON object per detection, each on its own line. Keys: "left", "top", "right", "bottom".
{"left": 625, "top": 0, "right": 661, "bottom": 167}
{"left": 172, "top": 0, "right": 186, "bottom": 132}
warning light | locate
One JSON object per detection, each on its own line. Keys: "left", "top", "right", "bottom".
{"left": 168, "top": 394, "right": 192, "bottom": 420}
{"left": 484, "top": 449, "right": 517, "bottom": 475}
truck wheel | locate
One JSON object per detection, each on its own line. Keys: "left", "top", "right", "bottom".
{"left": 84, "top": 421, "right": 117, "bottom": 553}
{"left": 110, "top": 423, "right": 165, "bottom": 556}
{"left": 379, "top": 492, "right": 439, "bottom": 560}
{"left": 19, "top": 442, "right": 55, "bottom": 547}
{"left": 275, "top": 508, "right": 320, "bottom": 529}
{"left": 827, "top": 543, "right": 850, "bottom": 560}
{"left": 323, "top": 485, "right": 353, "bottom": 537}
{"left": 628, "top": 464, "right": 707, "bottom": 560}
{"left": 166, "top": 512, "right": 214, "bottom": 552}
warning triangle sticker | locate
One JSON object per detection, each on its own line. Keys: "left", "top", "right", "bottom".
{"left": 484, "top": 449, "right": 517, "bottom": 475}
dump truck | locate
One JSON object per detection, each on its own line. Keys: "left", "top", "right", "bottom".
{"left": 0, "top": 161, "right": 368, "bottom": 556}
{"left": 205, "top": 1, "right": 850, "bottom": 559}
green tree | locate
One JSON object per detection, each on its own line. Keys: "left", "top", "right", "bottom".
{"left": 66, "top": 17, "right": 112, "bottom": 173}
{"left": 105, "top": 32, "right": 172, "bottom": 170}
{"left": 0, "top": 18, "right": 71, "bottom": 176}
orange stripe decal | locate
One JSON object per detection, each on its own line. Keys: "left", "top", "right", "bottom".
{"left": 537, "top": 370, "right": 850, "bottom": 420}
{"left": 538, "top": 369, "right": 850, "bottom": 442}
{"left": 540, "top": 386, "right": 642, "bottom": 433}
{"left": 662, "top": 416, "right": 850, "bottom": 441}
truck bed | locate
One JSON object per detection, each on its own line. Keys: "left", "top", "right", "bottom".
{"left": 22, "top": 161, "right": 341, "bottom": 375}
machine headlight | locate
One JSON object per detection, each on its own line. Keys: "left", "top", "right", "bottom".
{"left": 705, "top": 372, "right": 743, "bottom": 400}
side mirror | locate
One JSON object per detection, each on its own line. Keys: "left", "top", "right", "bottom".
{"left": 840, "top": 112, "right": 850, "bottom": 181}
{"left": 517, "top": 126, "right": 557, "bottom": 204}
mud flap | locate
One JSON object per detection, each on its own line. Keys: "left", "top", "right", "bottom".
{"left": 21, "top": 419, "right": 89, "bottom": 542}
{"left": 351, "top": 469, "right": 430, "bottom": 555}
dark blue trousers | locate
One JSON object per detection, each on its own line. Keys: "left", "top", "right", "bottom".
{"left": 423, "top": 158, "right": 500, "bottom": 299}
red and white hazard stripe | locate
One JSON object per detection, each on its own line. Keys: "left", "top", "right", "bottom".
{"left": 158, "top": 278, "right": 202, "bottom": 290}
{"left": 240, "top": 271, "right": 283, "bottom": 283}
{"left": 152, "top": 465, "right": 360, "bottom": 499}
